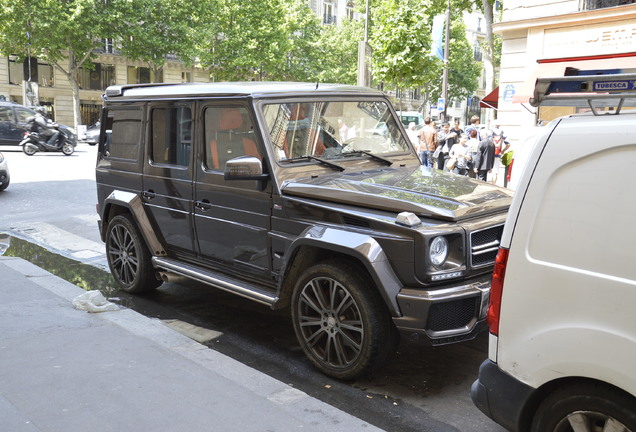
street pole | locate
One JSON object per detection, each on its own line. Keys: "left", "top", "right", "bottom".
{"left": 440, "top": 0, "right": 451, "bottom": 122}
{"left": 357, "top": 0, "right": 370, "bottom": 87}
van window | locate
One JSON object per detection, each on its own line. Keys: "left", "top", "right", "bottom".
{"left": 107, "top": 109, "right": 142, "bottom": 161}
{"left": 151, "top": 106, "right": 192, "bottom": 167}
{"left": 204, "top": 106, "right": 259, "bottom": 171}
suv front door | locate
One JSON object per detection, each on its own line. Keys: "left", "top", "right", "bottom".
{"left": 194, "top": 104, "right": 272, "bottom": 280}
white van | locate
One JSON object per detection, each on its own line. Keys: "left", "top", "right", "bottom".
{"left": 471, "top": 72, "right": 636, "bottom": 431}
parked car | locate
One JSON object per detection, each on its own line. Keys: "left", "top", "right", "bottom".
{"left": 0, "top": 151, "right": 9, "bottom": 191}
{"left": 0, "top": 101, "right": 76, "bottom": 146}
{"left": 81, "top": 122, "right": 100, "bottom": 145}
{"left": 96, "top": 82, "right": 512, "bottom": 379}
{"left": 471, "top": 72, "right": 636, "bottom": 431}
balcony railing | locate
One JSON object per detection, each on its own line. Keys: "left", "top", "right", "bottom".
{"left": 580, "top": 0, "right": 635, "bottom": 10}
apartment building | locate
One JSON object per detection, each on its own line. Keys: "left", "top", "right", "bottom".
{"left": 493, "top": 0, "right": 636, "bottom": 144}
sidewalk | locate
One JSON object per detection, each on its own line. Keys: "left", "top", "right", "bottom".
{"left": 0, "top": 257, "right": 383, "bottom": 432}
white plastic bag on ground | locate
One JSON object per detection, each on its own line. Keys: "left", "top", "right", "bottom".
{"left": 72, "top": 290, "right": 119, "bottom": 313}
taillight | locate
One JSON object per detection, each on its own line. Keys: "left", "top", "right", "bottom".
{"left": 487, "top": 247, "right": 509, "bottom": 336}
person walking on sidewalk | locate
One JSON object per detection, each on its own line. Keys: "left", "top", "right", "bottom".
{"left": 418, "top": 117, "right": 437, "bottom": 168}
{"left": 473, "top": 134, "right": 496, "bottom": 182}
{"left": 436, "top": 122, "right": 457, "bottom": 171}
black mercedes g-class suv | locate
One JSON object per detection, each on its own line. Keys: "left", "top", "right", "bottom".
{"left": 96, "top": 82, "right": 512, "bottom": 379}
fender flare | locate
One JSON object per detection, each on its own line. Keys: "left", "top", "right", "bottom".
{"left": 101, "top": 190, "right": 166, "bottom": 257}
{"left": 284, "top": 226, "right": 404, "bottom": 316}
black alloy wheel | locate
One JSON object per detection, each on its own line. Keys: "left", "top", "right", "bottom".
{"left": 291, "top": 260, "right": 397, "bottom": 380}
{"left": 105, "top": 214, "right": 161, "bottom": 293}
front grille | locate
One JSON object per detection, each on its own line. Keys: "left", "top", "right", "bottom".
{"left": 470, "top": 224, "right": 503, "bottom": 268}
{"left": 427, "top": 297, "right": 477, "bottom": 332}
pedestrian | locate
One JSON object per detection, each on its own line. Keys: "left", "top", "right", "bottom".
{"left": 491, "top": 131, "right": 510, "bottom": 185}
{"left": 418, "top": 117, "right": 437, "bottom": 168}
{"left": 436, "top": 122, "right": 457, "bottom": 171}
{"left": 466, "top": 128, "right": 480, "bottom": 178}
{"left": 406, "top": 122, "right": 419, "bottom": 149}
{"left": 464, "top": 115, "right": 481, "bottom": 140}
{"left": 449, "top": 135, "right": 471, "bottom": 175}
{"left": 451, "top": 120, "right": 464, "bottom": 140}
{"left": 473, "top": 133, "right": 496, "bottom": 182}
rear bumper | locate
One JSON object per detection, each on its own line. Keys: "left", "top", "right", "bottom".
{"left": 470, "top": 359, "right": 536, "bottom": 432}
{"left": 392, "top": 274, "right": 490, "bottom": 344}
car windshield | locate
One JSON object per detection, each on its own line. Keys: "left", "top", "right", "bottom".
{"left": 262, "top": 100, "right": 410, "bottom": 163}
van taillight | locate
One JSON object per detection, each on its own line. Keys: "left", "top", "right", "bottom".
{"left": 487, "top": 247, "right": 509, "bottom": 336}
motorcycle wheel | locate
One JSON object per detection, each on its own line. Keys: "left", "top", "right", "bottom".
{"left": 22, "top": 144, "right": 37, "bottom": 156}
{"left": 62, "top": 143, "right": 74, "bottom": 155}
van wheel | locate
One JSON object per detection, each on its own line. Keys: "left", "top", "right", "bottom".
{"left": 531, "top": 382, "right": 636, "bottom": 432}
{"left": 291, "top": 261, "right": 398, "bottom": 380}
{"left": 106, "top": 214, "right": 161, "bottom": 293}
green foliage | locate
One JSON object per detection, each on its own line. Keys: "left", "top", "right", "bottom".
{"left": 369, "top": 0, "right": 440, "bottom": 90}
{"left": 315, "top": 19, "right": 364, "bottom": 84}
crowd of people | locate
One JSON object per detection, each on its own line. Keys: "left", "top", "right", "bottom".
{"left": 406, "top": 115, "right": 511, "bottom": 186}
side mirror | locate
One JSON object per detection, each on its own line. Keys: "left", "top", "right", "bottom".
{"left": 224, "top": 156, "right": 269, "bottom": 189}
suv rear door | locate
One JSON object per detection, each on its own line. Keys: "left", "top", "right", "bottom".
{"left": 194, "top": 103, "right": 272, "bottom": 280}
{"left": 142, "top": 102, "right": 196, "bottom": 257}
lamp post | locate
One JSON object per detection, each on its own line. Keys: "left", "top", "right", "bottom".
{"left": 357, "top": 0, "right": 371, "bottom": 87}
{"left": 440, "top": 0, "right": 450, "bottom": 122}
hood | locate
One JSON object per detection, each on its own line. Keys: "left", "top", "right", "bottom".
{"left": 281, "top": 166, "right": 513, "bottom": 221}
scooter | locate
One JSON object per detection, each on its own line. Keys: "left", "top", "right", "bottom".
{"left": 19, "top": 126, "right": 75, "bottom": 156}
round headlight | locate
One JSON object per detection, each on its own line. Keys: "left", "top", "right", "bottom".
{"left": 429, "top": 236, "right": 449, "bottom": 267}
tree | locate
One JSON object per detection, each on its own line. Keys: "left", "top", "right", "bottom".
{"left": 0, "top": 0, "right": 137, "bottom": 127}
{"left": 315, "top": 19, "right": 364, "bottom": 85}
{"left": 117, "top": 0, "right": 208, "bottom": 80}
{"left": 370, "top": 0, "right": 440, "bottom": 95}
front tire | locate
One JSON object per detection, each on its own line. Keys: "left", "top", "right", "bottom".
{"left": 62, "top": 142, "right": 74, "bottom": 155}
{"left": 531, "top": 382, "right": 636, "bottom": 432}
{"left": 105, "top": 214, "right": 161, "bottom": 293}
{"left": 291, "top": 260, "right": 398, "bottom": 380}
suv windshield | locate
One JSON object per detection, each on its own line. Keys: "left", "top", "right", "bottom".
{"left": 262, "top": 100, "right": 410, "bottom": 163}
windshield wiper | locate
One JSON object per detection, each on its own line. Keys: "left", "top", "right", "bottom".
{"left": 342, "top": 150, "right": 393, "bottom": 166}
{"left": 280, "top": 155, "right": 345, "bottom": 171}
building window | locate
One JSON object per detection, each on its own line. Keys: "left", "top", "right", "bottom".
{"left": 8, "top": 56, "right": 53, "bottom": 87}
{"left": 580, "top": 0, "right": 634, "bottom": 10}
{"left": 323, "top": 1, "right": 336, "bottom": 24}
{"left": 473, "top": 40, "right": 483, "bottom": 62}
{"left": 127, "top": 66, "right": 163, "bottom": 84}
{"left": 77, "top": 63, "right": 116, "bottom": 90}
{"left": 103, "top": 38, "right": 116, "bottom": 54}
{"left": 182, "top": 72, "right": 192, "bottom": 83}
{"left": 346, "top": 2, "right": 355, "bottom": 20}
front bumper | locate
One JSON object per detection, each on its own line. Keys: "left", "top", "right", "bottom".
{"left": 470, "top": 359, "right": 536, "bottom": 432}
{"left": 392, "top": 273, "right": 490, "bottom": 344}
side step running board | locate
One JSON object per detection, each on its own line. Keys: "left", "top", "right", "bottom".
{"left": 152, "top": 257, "right": 278, "bottom": 307}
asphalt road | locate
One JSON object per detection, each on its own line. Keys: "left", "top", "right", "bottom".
{"left": 0, "top": 143, "right": 506, "bottom": 432}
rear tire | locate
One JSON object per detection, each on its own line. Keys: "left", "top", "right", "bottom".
{"left": 531, "top": 382, "right": 636, "bottom": 432}
{"left": 22, "top": 144, "right": 36, "bottom": 156}
{"left": 105, "top": 214, "right": 161, "bottom": 293}
{"left": 291, "top": 260, "right": 398, "bottom": 380}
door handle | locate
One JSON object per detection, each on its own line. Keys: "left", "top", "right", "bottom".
{"left": 195, "top": 199, "right": 212, "bottom": 211}
{"left": 142, "top": 190, "right": 156, "bottom": 199}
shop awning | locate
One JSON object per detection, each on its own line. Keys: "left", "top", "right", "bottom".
{"left": 512, "top": 53, "right": 636, "bottom": 104}
{"left": 479, "top": 86, "right": 499, "bottom": 109}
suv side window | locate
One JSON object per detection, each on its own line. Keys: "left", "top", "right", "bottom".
{"left": 107, "top": 108, "right": 142, "bottom": 160}
{"left": 204, "top": 106, "right": 260, "bottom": 170}
{"left": 15, "top": 108, "right": 33, "bottom": 123}
{"left": 150, "top": 106, "right": 192, "bottom": 167}
{"left": 0, "top": 107, "right": 12, "bottom": 122}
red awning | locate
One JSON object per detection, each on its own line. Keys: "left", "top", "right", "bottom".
{"left": 480, "top": 86, "right": 499, "bottom": 109}
{"left": 512, "top": 54, "right": 636, "bottom": 103}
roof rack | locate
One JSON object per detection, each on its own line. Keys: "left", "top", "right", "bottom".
{"left": 530, "top": 71, "right": 636, "bottom": 115}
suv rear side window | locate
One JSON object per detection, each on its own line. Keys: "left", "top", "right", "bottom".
{"left": 151, "top": 106, "right": 192, "bottom": 167}
{"left": 204, "top": 106, "right": 260, "bottom": 171}
{"left": 107, "top": 108, "right": 142, "bottom": 160}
